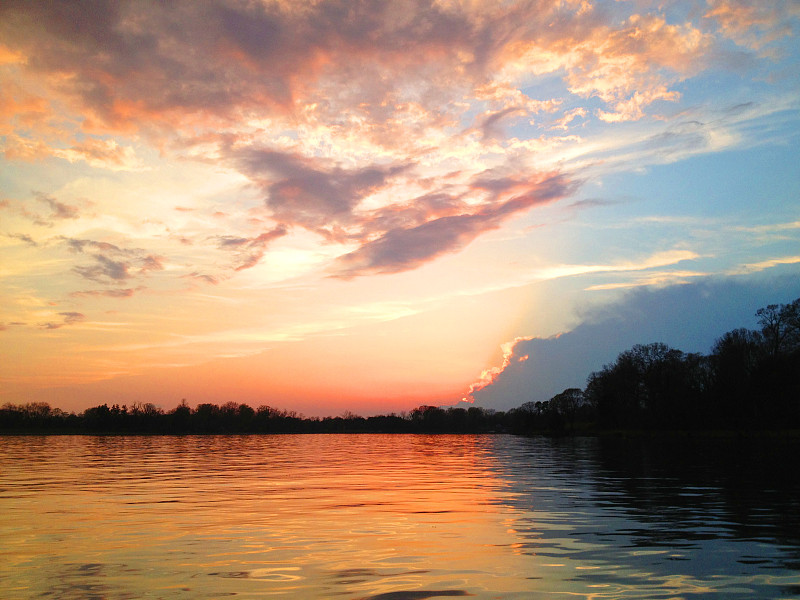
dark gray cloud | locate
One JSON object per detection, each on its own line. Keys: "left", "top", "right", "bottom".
{"left": 469, "top": 271, "right": 800, "bottom": 411}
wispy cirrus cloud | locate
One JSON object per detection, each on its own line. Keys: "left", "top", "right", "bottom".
{"left": 5, "top": 232, "right": 38, "bottom": 246}
{"left": 4, "top": 193, "right": 82, "bottom": 227}
{"left": 729, "top": 255, "right": 800, "bottom": 275}
{"left": 37, "top": 193, "right": 79, "bottom": 220}
{"left": 71, "top": 288, "right": 137, "bottom": 299}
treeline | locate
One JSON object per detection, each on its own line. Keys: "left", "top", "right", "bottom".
{"left": 0, "top": 401, "right": 513, "bottom": 434}
{"left": 2, "top": 298, "right": 798, "bottom": 435}
{"left": 517, "top": 297, "right": 800, "bottom": 433}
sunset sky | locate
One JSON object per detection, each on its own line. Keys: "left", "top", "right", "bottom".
{"left": 1, "top": 1, "right": 799, "bottom": 416}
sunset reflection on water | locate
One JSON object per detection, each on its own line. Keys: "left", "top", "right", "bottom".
{"left": 1, "top": 434, "right": 799, "bottom": 599}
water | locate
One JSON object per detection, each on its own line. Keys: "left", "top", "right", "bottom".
{"left": 1, "top": 434, "right": 799, "bottom": 599}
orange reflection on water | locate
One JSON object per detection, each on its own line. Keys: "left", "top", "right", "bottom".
{"left": 6, "top": 435, "right": 796, "bottom": 599}
{"left": 0, "top": 435, "right": 535, "bottom": 599}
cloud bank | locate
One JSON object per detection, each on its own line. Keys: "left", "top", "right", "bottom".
{"left": 4, "top": 0, "right": 795, "bottom": 286}
{"left": 468, "top": 271, "right": 800, "bottom": 411}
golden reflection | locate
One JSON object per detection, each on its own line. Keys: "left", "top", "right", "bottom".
{"left": 1, "top": 435, "right": 799, "bottom": 599}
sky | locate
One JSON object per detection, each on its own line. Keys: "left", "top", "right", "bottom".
{"left": 1, "top": 0, "right": 799, "bottom": 417}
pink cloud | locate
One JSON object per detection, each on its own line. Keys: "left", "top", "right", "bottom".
{"left": 0, "top": 0, "right": 735, "bottom": 142}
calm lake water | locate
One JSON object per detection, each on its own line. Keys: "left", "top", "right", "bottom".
{"left": 1, "top": 434, "right": 799, "bottom": 599}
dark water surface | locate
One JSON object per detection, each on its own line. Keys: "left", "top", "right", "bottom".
{"left": 1, "top": 434, "right": 799, "bottom": 599}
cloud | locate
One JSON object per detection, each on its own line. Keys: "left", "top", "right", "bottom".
{"left": 479, "top": 107, "right": 526, "bottom": 141}
{"left": 41, "top": 311, "right": 86, "bottom": 330}
{"left": 215, "top": 226, "right": 288, "bottom": 271}
{"left": 63, "top": 237, "right": 122, "bottom": 254}
{"left": 466, "top": 271, "right": 800, "bottom": 411}
{"left": 5, "top": 193, "right": 81, "bottom": 227}
{"left": 730, "top": 255, "right": 800, "bottom": 275}
{"left": 1, "top": 1, "right": 795, "bottom": 301}
{"left": 332, "top": 213, "right": 497, "bottom": 278}
{"left": 73, "top": 254, "right": 131, "bottom": 283}
{"left": 463, "top": 336, "right": 533, "bottom": 401}
{"left": 705, "top": 0, "right": 800, "bottom": 51}
{"left": 186, "top": 272, "right": 219, "bottom": 286}
{"left": 524, "top": 249, "right": 701, "bottom": 283}
{"left": 37, "top": 193, "right": 79, "bottom": 220}
{"left": 331, "top": 173, "right": 575, "bottom": 277}
{"left": 54, "top": 138, "right": 141, "bottom": 170}
{"left": 71, "top": 288, "right": 137, "bottom": 299}
{"left": 140, "top": 255, "right": 165, "bottom": 273}
{"left": 0, "top": 321, "right": 27, "bottom": 332}
{"left": 232, "top": 148, "right": 411, "bottom": 237}
{"left": 231, "top": 147, "right": 577, "bottom": 278}
{"left": 61, "top": 237, "right": 171, "bottom": 284}
{"left": 6, "top": 232, "right": 38, "bottom": 246}
{"left": 0, "top": 0, "right": 750, "bottom": 146}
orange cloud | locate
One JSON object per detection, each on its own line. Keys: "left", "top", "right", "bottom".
{"left": 0, "top": 0, "right": 730, "bottom": 147}
{"left": 463, "top": 336, "right": 533, "bottom": 402}
{"left": 705, "top": 0, "right": 800, "bottom": 51}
